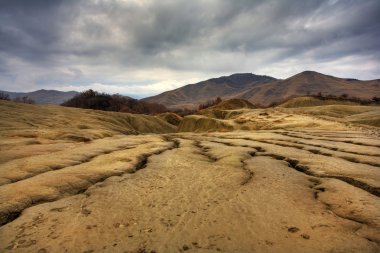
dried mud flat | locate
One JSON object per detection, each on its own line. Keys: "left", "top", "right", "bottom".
{"left": 1, "top": 129, "right": 380, "bottom": 253}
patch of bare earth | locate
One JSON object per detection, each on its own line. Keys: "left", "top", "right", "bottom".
{"left": 0, "top": 129, "right": 379, "bottom": 253}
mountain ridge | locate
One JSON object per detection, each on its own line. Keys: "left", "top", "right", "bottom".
{"left": 238, "top": 70, "right": 380, "bottom": 106}
{"left": 144, "top": 71, "right": 380, "bottom": 108}
{"left": 0, "top": 89, "right": 79, "bottom": 104}
{"left": 142, "top": 73, "right": 276, "bottom": 109}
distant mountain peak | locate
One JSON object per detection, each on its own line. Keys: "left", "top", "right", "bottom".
{"left": 300, "top": 70, "right": 320, "bottom": 75}
{"left": 0, "top": 89, "right": 79, "bottom": 104}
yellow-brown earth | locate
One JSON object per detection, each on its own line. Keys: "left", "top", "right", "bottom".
{"left": 1, "top": 100, "right": 379, "bottom": 252}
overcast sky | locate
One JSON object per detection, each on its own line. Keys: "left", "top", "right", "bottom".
{"left": 0, "top": 0, "right": 379, "bottom": 97}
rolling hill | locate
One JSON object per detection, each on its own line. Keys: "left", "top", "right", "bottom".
{"left": 144, "top": 71, "right": 380, "bottom": 109}
{"left": 0, "top": 100, "right": 175, "bottom": 144}
{"left": 142, "top": 73, "right": 276, "bottom": 109}
{"left": 238, "top": 71, "right": 380, "bottom": 106}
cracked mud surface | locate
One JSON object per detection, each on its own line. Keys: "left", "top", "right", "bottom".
{"left": 1, "top": 130, "right": 380, "bottom": 253}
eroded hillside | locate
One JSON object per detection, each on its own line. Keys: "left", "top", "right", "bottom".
{"left": 0, "top": 100, "right": 379, "bottom": 252}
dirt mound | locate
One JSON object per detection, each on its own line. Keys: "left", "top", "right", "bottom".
{"left": 207, "top": 98, "right": 255, "bottom": 110}
{"left": 199, "top": 99, "right": 255, "bottom": 119}
{"left": 282, "top": 104, "right": 380, "bottom": 128}
{"left": 278, "top": 96, "right": 358, "bottom": 108}
{"left": 177, "top": 115, "right": 234, "bottom": 132}
{"left": 156, "top": 112, "right": 183, "bottom": 126}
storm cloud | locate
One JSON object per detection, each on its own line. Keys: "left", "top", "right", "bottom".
{"left": 1, "top": 0, "right": 379, "bottom": 97}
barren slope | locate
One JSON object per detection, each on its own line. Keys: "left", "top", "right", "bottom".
{"left": 0, "top": 101, "right": 379, "bottom": 252}
{"left": 144, "top": 71, "right": 380, "bottom": 109}
{"left": 278, "top": 96, "right": 359, "bottom": 108}
{"left": 142, "top": 73, "right": 275, "bottom": 109}
{"left": 238, "top": 71, "right": 380, "bottom": 106}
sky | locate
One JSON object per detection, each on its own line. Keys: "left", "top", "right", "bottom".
{"left": 0, "top": 0, "right": 379, "bottom": 98}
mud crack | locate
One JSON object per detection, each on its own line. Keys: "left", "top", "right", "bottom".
{"left": 0, "top": 137, "right": 181, "bottom": 227}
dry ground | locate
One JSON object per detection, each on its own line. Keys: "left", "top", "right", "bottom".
{"left": 0, "top": 100, "right": 380, "bottom": 252}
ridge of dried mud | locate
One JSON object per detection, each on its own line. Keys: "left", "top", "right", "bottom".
{"left": 1, "top": 129, "right": 380, "bottom": 253}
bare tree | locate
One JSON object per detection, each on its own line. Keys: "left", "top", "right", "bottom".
{"left": 0, "top": 92, "right": 10, "bottom": 101}
{"left": 13, "top": 96, "right": 35, "bottom": 104}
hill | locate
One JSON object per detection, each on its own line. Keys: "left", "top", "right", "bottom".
{"left": 238, "top": 71, "right": 380, "bottom": 106}
{"left": 62, "top": 89, "right": 168, "bottom": 115}
{"left": 156, "top": 112, "right": 183, "bottom": 126}
{"left": 0, "top": 89, "right": 79, "bottom": 104}
{"left": 281, "top": 104, "right": 380, "bottom": 128}
{"left": 178, "top": 104, "right": 380, "bottom": 133}
{"left": 0, "top": 100, "right": 175, "bottom": 144}
{"left": 198, "top": 98, "right": 255, "bottom": 119}
{"left": 142, "top": 73, "right": 275, "bottom": 109}
{"left": 144, "top": 71, "right": 380, "bottom": 109}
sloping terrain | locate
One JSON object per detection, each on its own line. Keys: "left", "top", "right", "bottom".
{"left": 238, "top": 71, "right": 380, "bottom": 106}
{"left": 142, "top": 73, "right": 275, "bottom": 109}
{"left": 198, "top": 99, "right": 255, "bottom": 119}
{"left": 0, "top": 100, "right": 175, "bottom": 146}
{"left": 144, "top": 71, "right": 380, "bottom": 109}
{"left": 0, "top": 101, "right": 379, "bottom": 252}
{"left": 0, "top": 130, "right": 379, "bottom": 252}
{"left": 180, "top": 103, "right": 380, "bottom": 133}
{"left": 280, "top": 105, "right": 380, "bottom": 128}
{"left": 156, "top": 112, "right": 183, "bottom": 126}
{"left": 206, "top": 98, "right": 255, "bottom": 111}
{"left": 1, "top": 89, "right": 79, "bottom": 104}
{"left": 278, "top": 96, "right": 359, "bottom": 108}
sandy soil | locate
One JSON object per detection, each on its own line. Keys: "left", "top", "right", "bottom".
{"left": 1, "top": 129, "right": 379, "bottom": 253}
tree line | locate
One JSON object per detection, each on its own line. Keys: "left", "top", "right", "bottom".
{"left": 61, "top": 89, "right": 168, "bottom": 115}
{"left": 0, "top": 92, "right": 35, "bottom": 104}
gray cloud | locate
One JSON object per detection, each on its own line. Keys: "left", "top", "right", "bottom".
{"left": 0, "top": 0, "right": 379, "bottom": 96}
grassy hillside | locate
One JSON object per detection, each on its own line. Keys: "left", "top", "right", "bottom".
{"left": 144, "top": 71, "right": 380, "bottom": 109}
{"left": 143, "top": 73, "right": 275, "bottom": 109}
{"left": 238, "top": 71, "right": 380, "bottom": 106}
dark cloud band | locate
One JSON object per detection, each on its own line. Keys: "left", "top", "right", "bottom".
{"left": 0, "top": 0, "right": 379, "bottom": 94}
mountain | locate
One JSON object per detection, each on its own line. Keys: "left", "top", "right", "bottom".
{"left": 144, "top": 71, "right": 380, "bottom": 108}
{"left": 142, "top": 73, "right": 276, "bottom": 109}
{"left": 237, "top": 71, "right": 380, "bottom": 106}
{"left": 0, "top": 89, "right": 79, "bottom": 104}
